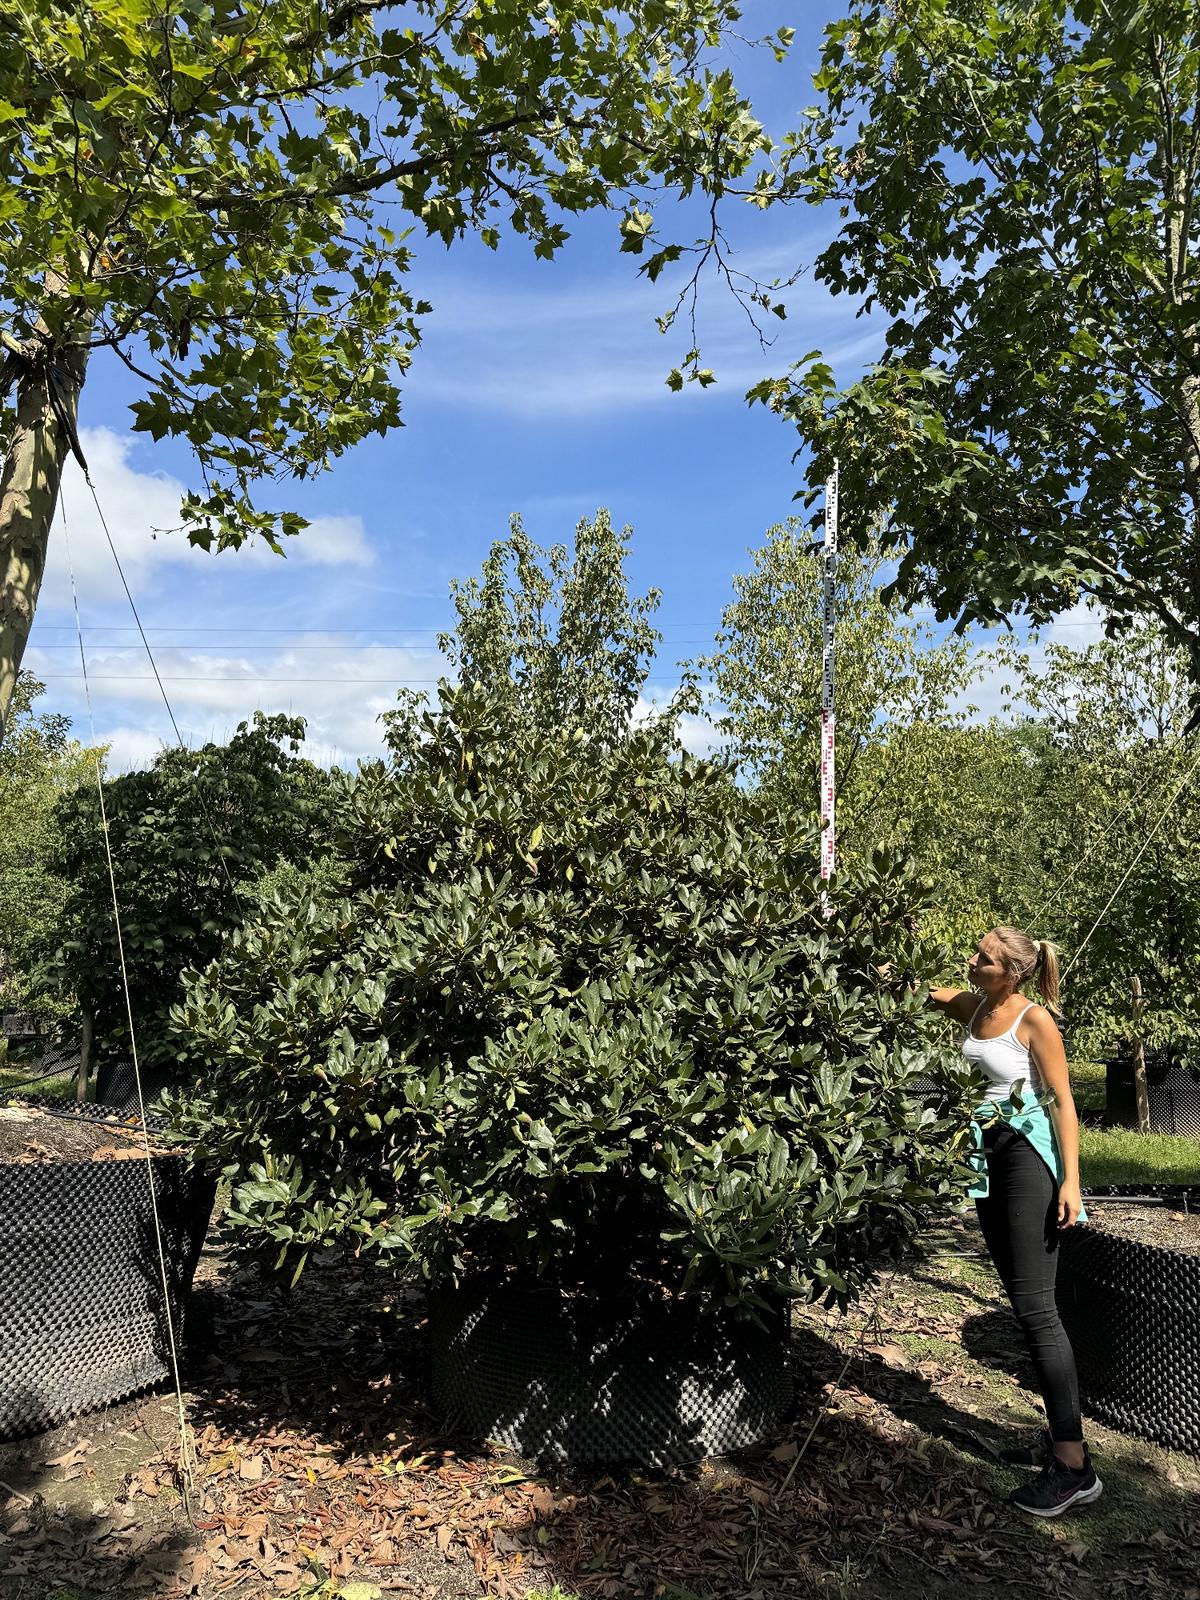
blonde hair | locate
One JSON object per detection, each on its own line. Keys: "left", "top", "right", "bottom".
{"left": 989, "top": 926, "right": 1062, "bottom": 1015}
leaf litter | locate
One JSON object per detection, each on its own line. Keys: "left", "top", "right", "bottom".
{"left": 1, "top": 1217, "right": 1198, "bottom": 1600}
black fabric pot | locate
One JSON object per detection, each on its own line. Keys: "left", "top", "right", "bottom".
{"left": 429, "top": 1278, "right": 793, "bottom": 1467}
{"left": 1104, "top": 1052, "right": 1200, "bottom": 1137}
{"left": 1057, "top": 1215, "right": 1200, "bottom": 1455}
{"left": 0, "top": 1134, "right": 215, "bottom": 1439}
{"left": 95, "top": 1056, "right": 176, "bottom": 1116}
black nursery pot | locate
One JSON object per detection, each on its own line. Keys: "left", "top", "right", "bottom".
{"left": 1104, "top": 1052, "right": 1200, "bottom": 1137}
{"left": 95, "top": 1056, "right": 177, "bottom": 1116}
{"left": 1058, "top": 1202, "right": 1200, "bottom": 1456}
{"left": 429, "top": 1277, "right": 794, "bottom": 1467}
{"left": 0, "top": 1126, "right": 215, "bottom": 1439}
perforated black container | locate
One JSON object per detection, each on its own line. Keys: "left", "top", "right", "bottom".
{"left": 1058, "top": 1207, "right": 1200, "bottom": 1455}
{"left": 0, "top": 1111, "right": 214, "bottom": 1439}
{"left": 1104, "top": 1051, "right": 1200, "bottom": 1137}
{"left": 430, "top": 1279, "right": 793, "bottom": 1467}
{"left": 95, "top": 1056, "right": 176, "bottom": 1115}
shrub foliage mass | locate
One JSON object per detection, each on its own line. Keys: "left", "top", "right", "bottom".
{"left": 176, "top": 685, "right": 974, "bottom": 1311}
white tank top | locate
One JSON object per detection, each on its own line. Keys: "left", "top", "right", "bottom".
{"left": 962, "top": 999, "right": 1042, "bottom": 1099}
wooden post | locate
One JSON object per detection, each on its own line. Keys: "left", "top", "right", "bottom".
{"left": 1131, "top": 975, "right": 1150, "bottom": 1135}
{"left": 77, "top": 1006, "right": 93, "bottom": 1103}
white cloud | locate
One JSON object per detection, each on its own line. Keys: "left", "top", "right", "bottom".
{"left": 632, "top": 691, "right": 726, "bottom": 758}
{"left": 24, "top": 637, "right": 450, "bottom": 772}
{"left": 95, "top": 726, "right": 174, "bottom": 773}
{"left": 1039, "top": 597, "right": 1109, "bottom": 650}
{"left": 23, "top": 428, "right": 413, "bottom": 766}
{"left": 41, "top": 429, "right": 373, "bottom": 613}
{"left": 286, "top": 513, "right": 375, "bottom": 568}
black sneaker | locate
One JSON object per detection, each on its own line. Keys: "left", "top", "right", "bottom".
{"left": 998, "top": 1427, "right": 1054, "bottom": 1469}
{"left": 1009, "top": 1451, "right": 1103, "bottom": 1518}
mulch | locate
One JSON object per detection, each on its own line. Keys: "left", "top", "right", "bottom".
{"left": 0, "top": 1103, "right": 170, "bottom": 1164}
{"left": 1083, "top": 1199, "right": 1200, "bottom": 1256}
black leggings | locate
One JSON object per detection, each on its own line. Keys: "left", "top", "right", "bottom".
{"left": 974, "top": 1123, "right": 1083, "bottom": 1443}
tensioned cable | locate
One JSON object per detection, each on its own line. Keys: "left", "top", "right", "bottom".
{"left": 1029, "top": 725, "right": 1192, "bottom": 927}
{"left": 32, "top": 673, "right": 707, "bottom": 686}
{"left": 26, "top": 612, "right": 1111, "bottom": 641}
{"left": 76, "top": 472, "right": 249, "bottom": 916}
{"left": 1060, "top": 738, "right": 1200, "bottom": 980}
{"left": 81, "top": 481, "right": 188, "bottom": 749}
{"left": 60, "top": 487, "right": 199, "bottom": 1516}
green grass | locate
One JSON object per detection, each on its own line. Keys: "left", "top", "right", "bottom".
{"left": 1081, "top": 1123, "right": 1200, "bottom": 1185}
{"left": 0, "top": 1064, "right": 79, "bottom": 1100}
{"left": 1067, "top": 1056, "right": 1200, "bottom": 1184}
{"left": 1070, "top": 1056, "right": 1108, "bottom": 1113}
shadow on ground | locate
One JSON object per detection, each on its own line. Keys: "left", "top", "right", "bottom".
{"left": 0, "top": 1393, "right": 199, "bottom": 1599}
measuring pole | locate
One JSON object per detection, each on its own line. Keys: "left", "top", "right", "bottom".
{"left": 820, "top": 463, "right": 839, "bottom": 914}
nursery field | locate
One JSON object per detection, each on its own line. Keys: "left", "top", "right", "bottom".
{"left": 4, "top": 3, "right": 1200, "bottom": 1596}
{"left": 3, "top": 1207, "right": 1198, "bottom": 1600}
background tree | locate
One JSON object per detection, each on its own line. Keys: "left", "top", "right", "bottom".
{"left": 1013, "top": 622, "right": 1200, "bottom": 1054}
{"left": 439, "top": 510, "right": 662, "bottom": 745}
{"left": 50, "top": 712, "right": 335, "bottom": 1072}
{"left": 755, "top": 0, "right": 1200, "bottom": 678}
{"left": 696, "top": 524, "right": 1028, "bottom": 943}
{"left": 880, "top": 717, "right": 1057, "bottom": 969}
{"left": 698, "top": 525, "right": 985, "bottom": 819}
{"left": 0, "top": 0, "right": 788, "bottom": 738}
{"left": 0, "top": 672, "right": 98, "bottom": 1026}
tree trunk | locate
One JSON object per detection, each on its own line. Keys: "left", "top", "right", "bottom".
{"left": 0, "top": 339, "right": 88, "bottom": 744}
{"left": 1131, "top": 974, "right": 1150, "bottom": 1137}
{"left": 77, "top": 1005, "right": 94, "bottom": 1103}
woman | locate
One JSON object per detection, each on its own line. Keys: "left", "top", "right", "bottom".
{"left": 930, "top": 925, "right": 1103, "bottom": 1518}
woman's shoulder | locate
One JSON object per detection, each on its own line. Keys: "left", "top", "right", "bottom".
{"left": 1017, "top": 1000, "right": 1061, "bottom": 1037}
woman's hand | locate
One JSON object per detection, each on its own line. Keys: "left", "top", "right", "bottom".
{"left": 1057, "top": 1180, "right": 1083, "bottom": 1229}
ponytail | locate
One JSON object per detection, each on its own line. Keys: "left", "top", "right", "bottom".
{"left": 991, "top": 926, "right": 1064, "bottom": 1016}
{"left": 1034, "top": 939, "right": 1062, "bottom": 1016}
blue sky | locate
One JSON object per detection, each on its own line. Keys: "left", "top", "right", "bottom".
{"left": 22, "top": 5, "right": 1092, "bottom": 770}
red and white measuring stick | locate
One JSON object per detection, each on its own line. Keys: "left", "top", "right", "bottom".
{"left": 820, "top": 463, "right": 839, "bottom": 913}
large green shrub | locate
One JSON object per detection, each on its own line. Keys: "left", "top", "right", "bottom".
{"left": 175, "top": 683, "right": 975, "bottom": 1312}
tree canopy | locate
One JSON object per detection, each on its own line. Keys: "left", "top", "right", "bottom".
{"left": 439, "top": 509, "right": 663, "bottom": 746}
{"left": 0, "top": 673, "right": 98, "bottom": 1023}
{"left": 697, "top": 522, "right": 988, "bottom": 821}
{"left": 698, "top": 525, "right": 1049, "bottom": 955}
{"left": 0, "top": 0, "right": 787, "bottom": 735}
{"left": 756, "top": 0, "right": 1200, "bottom": 677}
{"left": 1014, "top": 621, "right": 1200, "bottom": 1053}
{"left": 50, "top": 712, "right": 335, "bottom": 1071}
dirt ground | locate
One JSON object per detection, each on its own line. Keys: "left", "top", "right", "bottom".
{"left": 0, "top": 1104, "right": 169, "bottom": 1164}
{"left": 1083, "top": 1197, "right": 1200, "bottom": 1254}
{"left": 2, "top": 1210, "right": 1199, "bottom": 1600}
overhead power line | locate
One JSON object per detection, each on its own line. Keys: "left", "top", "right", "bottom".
{"left": 29, "top": 623, "right": 722, "bottom": 635}
{"left": 27, "top": 617, "right": 1113, "bottom": 638}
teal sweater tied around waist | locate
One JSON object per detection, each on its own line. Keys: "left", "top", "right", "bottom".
{"left": 966, "top": 1096, "right": 1088, "bottom": 1223}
